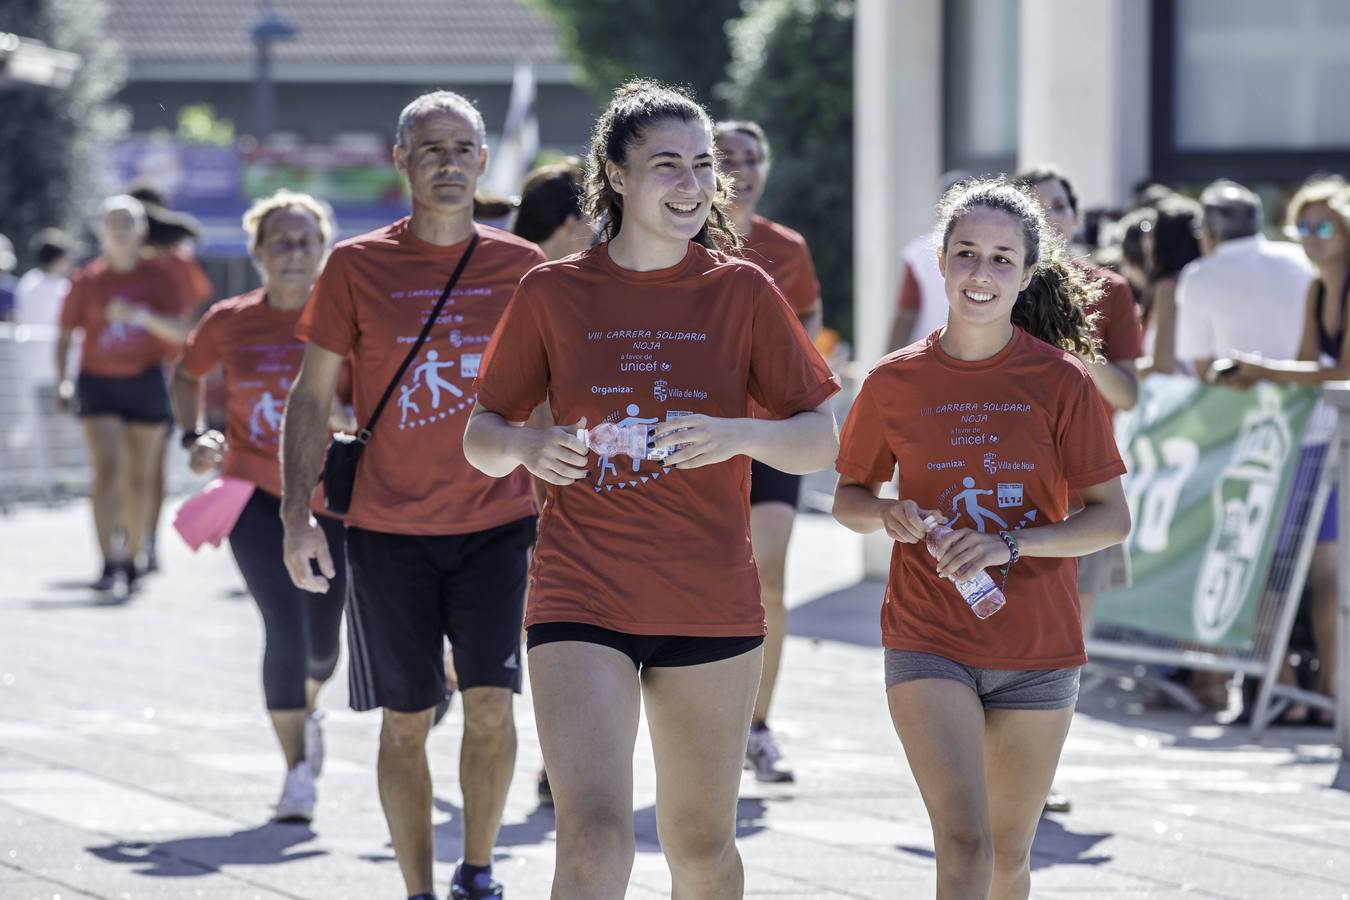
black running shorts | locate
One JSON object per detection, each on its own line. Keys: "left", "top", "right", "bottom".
{"left": 344, "top": 515, "right": 536, "bottom": 713}
{"left": 76, "top": 366, "right": 172, "bottom": 424}
{"left": 526, "top": 621, "right": 763, "bottom": 670}
{"left": 749, "top": 459, "right": 802, "bottom": 508}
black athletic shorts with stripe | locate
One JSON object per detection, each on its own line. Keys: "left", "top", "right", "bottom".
{"left": 344, "top": 515, "right": 536, "bottom": 713}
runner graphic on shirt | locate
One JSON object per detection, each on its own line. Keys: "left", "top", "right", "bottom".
{"left": 398, "top": 383, "right": 421, "bottom": 425}
{"left": 950, "top": 475, "right": 1008, "bottom": 532}
{"left": 411, "top": 349, "right": 463, "bottom": 409}
{"left": 250, "top": 390, "right": 285, "bottom": 441}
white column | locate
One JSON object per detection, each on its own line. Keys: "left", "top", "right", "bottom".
{"left": 854, "top": 0, "right": 942, "bottom": 372}
{"left": 854, "top": 0, "right": 942, "bottom": 578}
{"left": 1019, "top": 0, "right": 1150, "bottom": 209}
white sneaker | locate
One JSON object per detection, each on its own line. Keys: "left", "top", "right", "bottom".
{"left": 275, "top": 761, "right": 316, "bottom": 823}
{"left": 303, "top": 711, "right": 325, "bottom": 776}
{"left": 746, "top": 726, "right": 795, "bottom": 783}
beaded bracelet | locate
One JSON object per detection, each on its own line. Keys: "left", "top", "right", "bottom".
{"left": 996, "top": 529, "right": 1020, "bottom": 565}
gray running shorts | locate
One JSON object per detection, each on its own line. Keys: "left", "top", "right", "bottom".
{"left": 884, "top": 649, "right": 1080, "bottom": 711}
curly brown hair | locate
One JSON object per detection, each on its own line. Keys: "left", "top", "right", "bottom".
{"left": 584, "top": 79, "right": 739, "bottom": 251}
{"left": 935, "top": 178, "right": 1103, "bottom": 360}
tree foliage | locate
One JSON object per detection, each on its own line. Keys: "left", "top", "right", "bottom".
{"left": 723, "top": 0, "right": 854, "bottom": 336}
{"left": 0, "top": 0, "right": 127, "bottom": 267}
{"left": 527, "top": 0, "right": 745, "bottom": 115}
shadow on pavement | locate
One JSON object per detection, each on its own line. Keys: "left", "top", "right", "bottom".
{"left": 788, "top": 579, "right": 884, "bottom": 647}
{"left": 87, "top": 822, "right": 323, "bottom": 877}
{"left": 422, "top": 796, "right": 556, "bottom": 862}
{"left": 898, "top": 818, "right": 1112, "bottom": 871}
{"left": 636, "top": 798, "right": 769, "bottom": 852}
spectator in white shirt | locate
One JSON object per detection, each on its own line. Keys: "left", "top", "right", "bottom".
{"left": 14, "top": 229, "right": 73, "bottom": 329}
{"left": 888, "top": 170, "right": 970, "bottom": 351}
{"left": 1174, "top": 180, "right": 1314, "bottom": 378}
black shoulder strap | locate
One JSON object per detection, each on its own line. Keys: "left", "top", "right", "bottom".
{"left": 356, "top": 230, "right": 479, "bottom": 443}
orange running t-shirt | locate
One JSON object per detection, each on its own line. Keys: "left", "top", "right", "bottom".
{"left": 60, "top": 258, "right": 188, "bottom": 378}
{"left": 836, "top": 328, "right": 1126, "bottom": 669}
{"left": 180, "top": 289, "right": 333, "bottom": 510}
{"left": 297, "top": 219, "right": 544, "bottom": 535}
{"left": 475, "top": 241, "right": 840, "bottom": 636}
{"left": 739, "top": 215, "right": 820, "bottom": 315}
{"left": 1076, "top": 260, "right": 1143, "bottom": 416}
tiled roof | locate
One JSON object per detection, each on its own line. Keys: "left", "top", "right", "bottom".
{"left": 106, "top": 0, "right": 564, "bottom": 65}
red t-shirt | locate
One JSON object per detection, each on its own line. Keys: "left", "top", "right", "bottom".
{"left": 475, "top": 241, "right": 840, "bottom": 636}
{"left": 60, "top": 258, "right": 187, "bottom": 378}
{"left": 152, "top": 252, "right": 214, "bottom": 310}
{"left": 1077, "top": 261, "right": 1144, "bottom": 416}
{"left": 739, "top": 215, "right": 820, "bottom": 315}
{"left": 297, "top": 219, "right": 544, "bottom": 535}
{"left": 836, "top": 328, "right": 1125, "bottom": 669}
{"left": 180, "top": 289, "right": 332, "bottom": 510}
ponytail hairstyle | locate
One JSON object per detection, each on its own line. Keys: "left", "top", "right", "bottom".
{"left": 935, "top": 177, "right": 1103, "bottom": 360}
{"left": 584, "top": 78, "right": 739, "bottom": 251}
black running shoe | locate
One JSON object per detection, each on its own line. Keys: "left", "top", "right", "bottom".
{"left": 450, "top": 865, "right": 503, "bottom": 900}
{"left": 432, "top": 688, "right": 456, "bottom": 728}
{"left": 536, "top": 768, "right": 553, "bottom": 808}
{"left": 91, "top": 563, "right": 117, "bottom": 592}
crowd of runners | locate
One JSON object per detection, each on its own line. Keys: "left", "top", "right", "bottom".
{"left": 38, "top": 76, "right": 1346, "bottom": 900}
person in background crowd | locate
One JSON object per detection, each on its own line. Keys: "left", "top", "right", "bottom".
{"left": 716, "top": 118, "right": 823, "bottom": 784}
{"left": 888, "top": 170, "right": 971, "bottom": 352}
{"left": 173, "top": 190, "right": 347, "bottom": 821}
{"left": 464, "top": 79, "right": 839, "bottom": 899}
{"left": 1111, "top": 205, "right": 1155, "bottom": 303}
{"left": 282, "top": 89, "right": 545, "bottom": 900}
{"left": 128, "top": 185, "right": 216, "bottom": 575}
{"left": 1216, "top": 176, "right": 1350, "bottom": 726}
{"left": 1018, "top": 165, "right": 1143, "bottom": 814}
{"left": 0, "top": 235, "right": 17, "bottom": 321}
{"left": 1138, "top": 196, "right": 1203, "bottom": 376}
{"left": 56, "top": 196, "right": 190, "bottom": 594}
{"left": 506, "top": 156, "right": 594, "bottom": 808}
{"left": 15, "top": 229, "right": 73, "bottom": 330}
{"left": 833, "top": 177, "right": 1130, "bottom": 900}
{"left": 1174, "top": 179, "right": 1314, "bottom": 378}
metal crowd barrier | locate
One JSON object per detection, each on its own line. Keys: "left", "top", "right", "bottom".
{"left": 1320, "top": 384, "right": 1350, "bottom": 790}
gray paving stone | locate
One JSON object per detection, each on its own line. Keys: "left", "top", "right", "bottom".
{"left": 2, "top": 505, "right": 1349, "bottom": 899}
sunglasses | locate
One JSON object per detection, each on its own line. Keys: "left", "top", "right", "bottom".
{"left": 1296, "top": 220, "right": 1337, "bottom": 240}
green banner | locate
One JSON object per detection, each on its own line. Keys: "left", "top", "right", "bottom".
{"left": 1096, "top": 376, "right": 1319, "bottom": 648}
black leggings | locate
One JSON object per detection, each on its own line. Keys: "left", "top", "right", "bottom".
{"left": 228, "top": 487, "right": 347, "bottom": 710}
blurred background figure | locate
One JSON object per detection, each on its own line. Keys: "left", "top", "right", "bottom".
{"left": 14, "top": 228, "right": 73, "bottom": 331}
{"left": 887, "top": 170, "right": 969, "bottom": 353}
{"left": 55, "top": 195, "right": 191, "bottom": 595}
{"left": 511, "top": 157, "right": 593, "bottom": 259}
{"left": 1216, "top": 176, "right": 1350, "bottom": 725}
{"left": 1137, "top": 195, "right": 1203, "bottom": 376}
{"left": 1174, "top": 179, "right": 1314, "bottom": 379}
{"left": 128, "top": 184, "right": 215, "bottom": 574}
{"left": 0, "top": 235, "right": 17, "bottom": 321}
{"left": 716, "top": 118, "right": 823, "bottom": 785}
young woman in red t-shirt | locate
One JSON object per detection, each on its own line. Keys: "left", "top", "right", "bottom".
{"left": 714, "top": 120, "right": 823, "bottom": 784}
{"left": 465, "top": 80, "right": 839, "bottom": 898}
{"left": 833, "top": 178, "right": 1131, "bottom": 900}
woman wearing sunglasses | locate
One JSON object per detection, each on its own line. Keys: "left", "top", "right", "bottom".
{"left": 1216, "top": 175, "right": 1350, "bottom": 726}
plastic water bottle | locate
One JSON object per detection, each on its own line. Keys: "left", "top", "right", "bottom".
{"left": 577, "top": 422, "right": 647, "bottom": 460}
{"left": 922, "top": 515, "right": 1006, "bottom": 619}
{"left": 578, "top": 411, "right": 694, "bottom": 463}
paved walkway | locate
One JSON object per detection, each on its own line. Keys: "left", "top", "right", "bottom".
{"left": 1, "top": 503, "right": 1348, "bottom": 899}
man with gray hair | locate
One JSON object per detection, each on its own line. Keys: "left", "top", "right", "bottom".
{"left": 281, "top": 89, "right": 544, "bottom": 900}
{"left": 1174, "top": 179, "right": 1314, "bottom": 377}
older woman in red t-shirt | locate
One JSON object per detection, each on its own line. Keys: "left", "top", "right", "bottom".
{"left": 465, "top": 80, "right": 839, "bottom": 898}
{"left": 833, "top": 178, "right": 1131, "bottom": 900}
{"left": 172, "top": 190, "right": 346, "bottom": 825}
